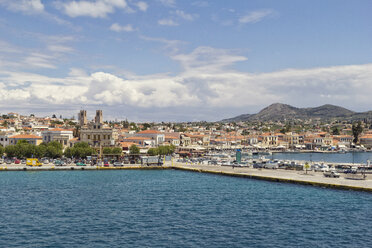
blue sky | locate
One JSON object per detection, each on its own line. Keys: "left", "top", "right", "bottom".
{"left": 0, "top": 0, "right": 371, "bottom": 121}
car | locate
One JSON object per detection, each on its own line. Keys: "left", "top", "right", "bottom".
{"left": 104, "top": 162, "right": 110, "bottom": 167}
{"left": 76, "top": 162, "right": 86, "bottom": 166}
{"left": 14, "top": 159, "right": 21, "bottom": 164}
{"left": 113, "top": 161, "right": 123, "bottom": 167}
{"left": 6, "top": 160, "right": 12, "bottom": 164}
{"left": 324, "top": 171, "right": 340, "bottom": 178}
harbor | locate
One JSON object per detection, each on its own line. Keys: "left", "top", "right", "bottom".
{"left": 1, "top": 160, "right": 371, "bottom": 192}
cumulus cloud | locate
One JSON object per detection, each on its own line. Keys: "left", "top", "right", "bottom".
{"left": 158, "top": 18, "right": 178, "bottom": 26}
{"left": 59, "top": 0, "right": 127, "bottom": 18}
{"left": 1, "top": 46, "right": 372, "bottom": 120}
{"left": 173, "top": 10, "right": 196, "bottom": 21}
{"left": 110, "top": 23, "right": 135, "bottom": 32}
{"left": 0, "top": 0, "right": 44, "bottom": 14}
{"left": 239, "top": 9, "right": 273, "bottom": 24}
{"left": 136, "top": 1, "right": 148, "bottom": 11}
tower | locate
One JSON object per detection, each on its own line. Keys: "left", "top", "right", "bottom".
{"left": 95, "top": 110, "right": 103, "bottom": 124}
{"left": 79, "top": 110, "right": 87, "bottom": 127}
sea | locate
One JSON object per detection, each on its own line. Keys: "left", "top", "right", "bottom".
{"left": 0, "top": 169, "right": 371, "bottom": 248}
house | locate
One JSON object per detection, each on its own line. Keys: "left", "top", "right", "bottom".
{"left": 8, "top": 134, "right": 42, "bottom": 146}
{"left": 165, "top": 135, "right": 180, "bottom": 146}
{"left": 41, "top": 128, "right": 74, "bottom": 148}
{"left": 122, "top": 137, "right": 155, "bottom": 147}
{"left": 260, "top": 133, "right": 278, "bottom": 147}
{"left": 0, "top": 132, "right": 10, "bottom": 147}
{"left": 360, "top": 134, "right": 372, "bottom": 148}
{"left": 135, "top": 130, "right": 165, "bottom": 145}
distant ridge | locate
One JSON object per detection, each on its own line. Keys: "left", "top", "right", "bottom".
{"left": 222, "top": 103, "right": 372, "bottom": 122}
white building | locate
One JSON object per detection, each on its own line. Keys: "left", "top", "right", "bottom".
{"left": 42, "top": 128, "right": 74, "bottom": 148}
{"left": 135, "top": 130, "right": 165, "bottom": 146}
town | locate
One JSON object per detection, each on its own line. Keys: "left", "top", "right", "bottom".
{"left": 0, "top": 109, "right": 371, "bottom": 166}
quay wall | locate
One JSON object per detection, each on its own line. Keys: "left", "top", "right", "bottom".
{"left": 1, "top": 163, "right": 371, "bottom": 193}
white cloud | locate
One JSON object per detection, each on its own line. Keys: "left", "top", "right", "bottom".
{"left": 23, "top": 53, "right": 56, "bottom": 69}
{"left": 0, "top": 0, "right": 44, "bottom": 14}
{"left": 136, "top": 1, "right": 148, "bottom": 11}
{"left": 47, "top": 44, "right": 74, "bottom": 53}
{"left": 158, "top": 18, "right": 178, "bottom": 26}
{"left": 239, "top": 9, "right": 273, "bottom": 24}
{"left": 1, "top": 45, "right": 372, "bottom": 120}
{"left": 173, "top": 10, "right": 195, "bottom": 21}
{"left": 60, "top": 0, "right": 127, "bottom": 18}
{"left": 110, "top": 23, "right": 135, "bottom": 32}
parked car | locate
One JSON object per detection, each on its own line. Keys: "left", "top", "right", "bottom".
{"left": 76, "top": 162, "right": 86, "bottom": 166}
{"left": 323, "top": 171, "right": 340, "bottom": 178}
{"left": 104, "top": 162, "right": 110, "bottom": 167}
{"left": 113, "top": 161, "right": 123, "bottom": 167}
{"left": 14, "top": 159, "right": 21, "bottom": 164}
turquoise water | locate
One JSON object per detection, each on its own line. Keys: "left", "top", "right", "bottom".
{"left": 259, "top": 152, "right": 372, "bottom": 164}
{"left": 0, "top": 170, "right": 371, "bottom": 247}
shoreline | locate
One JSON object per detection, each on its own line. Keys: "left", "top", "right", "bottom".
{"left": 1, "top": 163, "right": 371, "bottom": 193}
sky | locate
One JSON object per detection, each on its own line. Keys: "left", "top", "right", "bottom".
{"left": 0, "top": 0, "right": 371, "bottom": 122}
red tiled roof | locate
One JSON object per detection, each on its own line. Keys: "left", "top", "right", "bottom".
{"left": 124, "top": 137, "right": 152, "bottom": 140}
{"left": 9, "top": 134, "right": 42, "bottom": 139}
{"left": 137, "top": 130, "right": 161, "bottom": 134}
{"left": 49, "top": 128, "right": 74, "bottom": 132}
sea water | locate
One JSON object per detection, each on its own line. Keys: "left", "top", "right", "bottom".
{"left": 0, "top": 170, "right": 371, "bottom": 248}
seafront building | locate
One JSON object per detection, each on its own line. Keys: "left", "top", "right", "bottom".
{"left": 8, "top": 134, "right": 43, "bottom": 146}
{"left": 0, "top": 110, "right": 371, "bottom": 158}
{"left": 41, "top": 128, "right": 74, "bottom": 148}
{"left": 79, "top": 110, "right": 118, "bottom": 147}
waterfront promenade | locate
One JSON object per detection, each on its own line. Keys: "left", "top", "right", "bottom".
{"left": 1, "top": 162, "right": 371, "bottom": 192}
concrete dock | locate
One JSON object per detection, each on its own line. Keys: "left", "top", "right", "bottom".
{"left": 1, "top": 163, "right": 371, "bottom": 192}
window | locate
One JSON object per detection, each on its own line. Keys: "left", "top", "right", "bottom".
{"left": 88, "top": 135, "right": 90, "bottom": 139}
{"left": 103, "top": 135, "right": 106, "bottom": 139}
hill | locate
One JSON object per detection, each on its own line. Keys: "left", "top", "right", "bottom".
{"left": 222, "top": 103, "right": 370, "bottom": 122}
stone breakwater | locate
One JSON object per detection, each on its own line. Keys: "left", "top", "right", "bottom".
{"left": 1, "top": 163, "right": 371, "bottom": 192}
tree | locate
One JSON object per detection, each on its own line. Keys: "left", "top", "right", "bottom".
{"left": 0, "top": 145, "right": 4, "bottom": 157}
{"left": 5, "top": 145, "right": 17, "bottom": 157}
{"left": 331, "top": 126, "right": 340, "bottom": 135}
{"left": 63, "top": 142, "right": 95, "bottom": 158}
{"left": 352, "top": 121, "right": 363, "bottom": 144}
{"left": 103, "top": 147, "right": 112, "bottom": 154}
{"left": 147, "top": 148, "right": 158, "bottom": 156}
{"left": 141, "top": 123, "right": 151, "bottom": 130}
{"left": 111, "top": 147, "right": 122, "bottom": 155}
{"left": 129, "top": 144, "right": 140, "bottom": 155}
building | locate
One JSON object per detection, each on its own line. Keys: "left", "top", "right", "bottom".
{"left": 135, "top": 130, "right": 165, "bottom": 146}
{"left": 79, "top": 110, "right": 87, "bottom": 127}
{"left": 79, "top": 110, "right": 117, "bottom": 147}
{"left": 8, "top": 134, "right": 42, "bottom": 146}
{"left": 41, "top": 128, "right": 74, "bottom": 148}
{"left": 360, "top": 134, "right": 372, "bottom": 148}
{"left": 0, "top": 132, "right": 10, "bottom": 147}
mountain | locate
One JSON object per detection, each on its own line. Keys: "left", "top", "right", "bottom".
{"left": 221, "top": 103, "right": 371, "bottom": 122}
